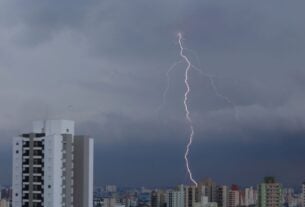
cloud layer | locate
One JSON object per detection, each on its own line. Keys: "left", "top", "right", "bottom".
{"left": 0, "top": 0, "right": 305, "bottom": 187}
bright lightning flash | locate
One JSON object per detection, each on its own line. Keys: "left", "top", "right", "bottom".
{"left": 177, "top": 32, "right": 198, "bottom": 187}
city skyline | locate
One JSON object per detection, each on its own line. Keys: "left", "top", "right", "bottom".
{"left": 1, "top": 176, "right": 304, "bottom": 207}
{"left": 1, "top": 0, "right": 305, "bottom": 188}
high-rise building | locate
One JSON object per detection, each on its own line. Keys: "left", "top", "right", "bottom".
{"left": 195, "top": 196, "right": 218, "bottom": 207}
{"left": 74, "top": 135, "right": 94, "bottom": 207}
{"left": 12, "top": 120, "right": 94, "bottom": 207}
{"left": 184, "top": 185, "right": 196, "bottom": 207}
{"left": 166, "top": 185, "right": 184, "bottom": 207}
{"left": 228, "top": 185, "right": 239, "bottom": 207}
{"left": 244, "top": 187, "right": 255, "bottom": 207}
{"left": 258, "top": 177, "right": 282, "bottom": 207}
{"left": 302, "top": 182, "right": 305, "bottom": 207}
{"left": 198, "top": 179, "right": 217, "bottom": 203}
{"left": 151, "top": 191, "right": 160, "bottom": 207}
{"left": 283, "top": 188, "right": 297, "bottom": 207}
{"left": 151, "top": 190, "right": 165, "bottom": 207}
{"left": 216, "top": 186, "right": 228, "bottom": 207}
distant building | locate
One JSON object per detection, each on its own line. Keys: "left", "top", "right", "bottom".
{"left": 103, "top": 197, "right": 116, "bottom": 207}
{"left": 12, "top": 120, "right": 94, "bottom": 207}
{"left": 301, "top": 182, "right": 305, "bottom": 207}
{"left": 216, "top": 186, "right": 228, "bottom": 207}
{"left": 258, "top": 177, "right": 282, "bottom": 207}
{"left": 94, "top": 196, "right": 103, "bottom": 207}
{"left": 138, "top": 192, "right": 151, "bottom": 207}
{"left": 195, "top": 196, "right": 218, "bottom": 207}
{"left": 166, "top": 185, "right": 184, "bottom": 207}
{"left": 286, "top": 188, "right": 299, "bottom": 207}
{"left": 0, "top": 187, "right": 12, "bottom": 201}
{"left": 106, "top": 185, "right": 118, "bottom": 193}
{"left": 198, "top": 179, "right": 217, "bottom": 203}
{"left": 95, "top": 187, "right": 105, "bottom": 198}
{"left": 184, "top": 185, "right": 197, "bottom": 207}
{"left": 151, "top": 191, "right": 160, "bottom": 207}
{"left": 228, "top": 185, "right": 239, "bottom": 207}
{"left": 0, "top": 199, "right": 9, "bottom": 207}
{"left": 244, "top": 187, "right": 256, "bottom": 206}
{"left": 151, "top": 190, "right": 166, "bottom": 207}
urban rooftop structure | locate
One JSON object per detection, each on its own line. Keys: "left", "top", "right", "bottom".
{"left": 12, "top": 120, "right": 94, "bottom": 207}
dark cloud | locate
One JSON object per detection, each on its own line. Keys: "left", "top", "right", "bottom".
{"left": 0, "top": 0, "right": 305, "bottom": 186}
{"left": 77, "top": 112, "right": 305, "bottom": 187}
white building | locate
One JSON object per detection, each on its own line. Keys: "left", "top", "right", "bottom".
{"left": 244, "top": 187, "right": 255, "bottom": 206}
{"left": 228, "top": 188, "right": 239, "bottom": 207}
{"left": 194, "top": 196, "right": 218, "bottom": 207}
{"left": 166, "top": 185, "right": 184, "bottom": 207}
{"left": 12, "top": 120, "right": 94, "bottom": 207}
{"left": 106, "top": 185, "right": 117, "bottom": 193}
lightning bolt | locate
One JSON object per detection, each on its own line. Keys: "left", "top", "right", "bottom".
{"left": 157, "top": 32, "right": 239, "bottom": 187}
{"left": 178, "top": 32, "right": 198, "bottom": 187}
{"left": 156, "top": 61, "right": 183, "bottom": 114}
{"left": 191, "top": 65, "right": 240, "bottom": 121}
{"left": 183, "top": 48, "right": 240, "bottom": 121}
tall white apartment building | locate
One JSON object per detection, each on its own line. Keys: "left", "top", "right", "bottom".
{"left": 12, "top": 120, "right": 94, "bottom": 207}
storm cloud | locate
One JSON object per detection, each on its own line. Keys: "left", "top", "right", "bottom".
{"left": 0, "top": 0, "right": 305, "bottom": 187}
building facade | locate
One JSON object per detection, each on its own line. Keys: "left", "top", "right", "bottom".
{"left": 166, "top": 185, "right": 184, "bottom": 207}
{"left": 244, "top": 187, "right": 256, "bottom": 207}
{"left": 228, "top": 185, "right": 239, "bottom": 207}
{"left": 301, "top": 182, "right": 305, "bottom": 207}
{"left": 184, "top": 186, "right": 196, "bottom": 207}
{"left": 258, "top": 177, "right": 282, "bottom": 207}
{"left": 216, "top": 186, "right": 228, "bottom": 207}
{"left": 198, "top": 179, "right": 217, "bottom": 203}
{"left": 151, "top": 190, "right": 165, "bottom": 207}
{"left": 12, "top": 120, "right": 94, "bottom": 207}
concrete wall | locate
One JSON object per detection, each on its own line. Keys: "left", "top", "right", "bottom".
{"left": 12, "top": 137, "right": 22, "bottom": 207}
{"left": 74, "top": 136, "right": 94, "bottom": 207}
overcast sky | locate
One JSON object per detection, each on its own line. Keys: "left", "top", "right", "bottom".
{"left": 1, "top": 0, "right": 305, "bottom": 187}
